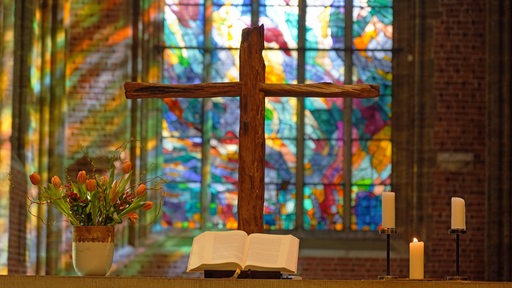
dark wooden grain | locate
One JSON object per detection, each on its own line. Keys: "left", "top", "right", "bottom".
{"left": 259, "top": 83, "right": 380, "bottom": 98}
{"left": 237, "top": 25, "right": 266, "bottom": 234}
{"left": 124, "top": 82, "right": 241, "bottom": 99}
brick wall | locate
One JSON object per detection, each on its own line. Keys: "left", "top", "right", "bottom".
{"left": 428, "top": 0, "right": 487, "bottom": 280}
{"left": 66, "top": 0, "right": 132, "bottom": 162}
{"left": 7, "top": 157, "right": 27, "bottom": 274}
{"left": 299, "top": 257, "right": 409, "bottom": 280}
{"left": 0, "top": 0, "right": 15, "bottom": 275}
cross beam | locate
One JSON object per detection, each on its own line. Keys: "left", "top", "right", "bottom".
{"left": 125, "top": 25, "right": 379, "bottom": 234}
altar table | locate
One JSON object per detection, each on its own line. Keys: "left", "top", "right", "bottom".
{"left": 1, "top": 276, "right": 512, "bottom": 288}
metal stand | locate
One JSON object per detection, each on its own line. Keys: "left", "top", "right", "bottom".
{"left": 446, "top": 229, "right": 468, "bottom": 280}
{"left": 378, "top": 228, "right": 398, "bottom": 280}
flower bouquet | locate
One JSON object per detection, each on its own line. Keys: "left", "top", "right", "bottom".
{"left": 29, "top": 160, "right": 152, "bottom": 226}
{"left": 29, "top": 153, "right": 159, "bottom": 276}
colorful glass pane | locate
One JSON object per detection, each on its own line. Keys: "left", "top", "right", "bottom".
{"left": 206, "top": 96, "right": 240, "bottom": 228}
{"left": 209, "top": 141, "right": 238, "bottom": 184}
{"left": 212, "top": 3, "right": 251, "bottom": 48}
{"left": 305, "top": 50, "right": 345, "bottom": 83}
{"left": 213, "top": 0, "right": 251, "bottom": 5}
{"left": 163, "top": 98, "right": 203, "bottom": 138}
{"left": 304, "top": 138, "right": 344, "bottom": 183}
{"left": 264, "top": 184, "right": 296, "bottom": 230}
{"left": 303, "top": 184, "right": 344, "bottom": 230}
{"left": 266, "top": 138, "right": 297, "bottom": 184}
{"left": 259, "top": 2, "right": 299, "bottom": 50}
{"left": 164, "top": 2, "right": 204, "bottom": 48}
{"left": 306, "top": 3, "right": 345, "bottom": 49}
{"left": 265, "top": 97, "right": 297, "bottom": 139}
{"left": 210, "top": 97, "right": 240, "bottom": 139}
{"left": 349, "top": 0, "right": 393, "bottom": 231}
{"left": 162, "top": 137, "right": 202, "bottom": 182}
{"left": 163, "top": 48, "right": 204, "bottom": 84}
{"left": 304, "top": 98, "right": 345, "bottom": 140}
{"left": 352, "top": 96, "right": 391, "bottom": 140}
{"left": 303, "top": 95, "right": 346, "bottom": 228}
{"left": 351, "top": 184, "right": 390, "bottom": 231}
{"left": 309, "top": 0, "right": 346, "bottom": 6}
{"left": 208, "top": 181, "right": 239, "bottom": 229}
{"left": 353, "top": 52, "right": 392, "bottom": 94}
{"left": 352, "top": 7, "right": 393, "bottom": 51}
{"left": 161, "top": 95, "right": 203, "bottom": 229}
{"left": 352, "top": 139, "right": 391, "bottom": 185}
{"left": 263, "top": 50, "right": 298, "bottom": 84}
{"left": 166, "top": 0, "right": 205, "bottom": 5}
{"left": 210, "top": 49, "right": 240, "bottom": 82}
{"left": 161, "top": 182, "right": 201, "bottom": 229}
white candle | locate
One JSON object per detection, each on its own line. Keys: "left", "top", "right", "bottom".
{"left": 381, "top": 192, "right": 395, "bottom": 229}
{"left": 409, "top": 237, "right": 424, "bottom": 279}
{"left": 451, "top": 197, "right": 466, "bottom": 230}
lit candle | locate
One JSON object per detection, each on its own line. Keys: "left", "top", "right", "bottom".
{"left": 382, "top": 192, "right": 395, "bottom": 229}
{"left": 409, "top": 237, "right": 424, "bottom": 279}
{"left": 451, "top": 197, "right": 466, "bottom": 230}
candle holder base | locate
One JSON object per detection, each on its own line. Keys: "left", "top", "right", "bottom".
{"left": 378, "top": 275, "right": 399, "bottom": 280}
{"left": 446, "top": 275, "right": 469, "bottom": 281}
{"left": 447, "top": 228, "right": 467, "bottom": 281}
{"left": 378, "top": 228, "right": 397, "bottom": 280}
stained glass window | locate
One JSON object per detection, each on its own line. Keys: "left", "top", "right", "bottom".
{"left": 160, "top": 0, "right": 393, "bottom": 232}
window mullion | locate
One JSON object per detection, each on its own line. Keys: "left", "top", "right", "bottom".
{"left": 252, "top": 1, "right": 259, "bottom": 27}
{"left": 343, "top": 0, "right": 353, "bottom": 231}
{"left": 295, "top": 0, "right": 307, "bottom": 231}
{"left": 200, "top": 0, "right": 213, "bottom": 229}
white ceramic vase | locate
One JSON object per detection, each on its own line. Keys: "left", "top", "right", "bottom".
{"left": 72, "top": 226, "right": 115, "bottom": 276}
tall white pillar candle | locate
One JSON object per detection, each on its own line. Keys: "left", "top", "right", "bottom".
{"left": 382, "top": 192, "right": 395, "bottom": 229}
{"left": 451, "top": 197, "right": 466, "bottom": 230}
{"left": 409, "top": 238, "right": 424, "bottom": 279}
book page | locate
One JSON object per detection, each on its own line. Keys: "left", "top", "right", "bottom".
{"left": 187, "top": 230, "right": 248, "bottom": 272}
{"left": 243, "top": 233, "right": 299, "bottom": 273}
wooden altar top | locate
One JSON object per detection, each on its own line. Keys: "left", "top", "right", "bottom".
{"left": 1, "top": 276, "right": 512, "bottom": 288}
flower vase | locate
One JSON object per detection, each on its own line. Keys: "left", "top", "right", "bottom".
{"left": 72, "top": 225, "right": 115, "bottom": 276}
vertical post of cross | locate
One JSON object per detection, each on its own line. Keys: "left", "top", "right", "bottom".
{"left": 238, "top": 25, "right": 266, "bottom": 234}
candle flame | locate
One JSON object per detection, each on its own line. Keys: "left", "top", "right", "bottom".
{"left": 413, "top": 238, "right": 418, "bottom": 243}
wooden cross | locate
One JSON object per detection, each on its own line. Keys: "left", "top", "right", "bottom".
{"left": 125, "top": 25, "right": 379, "bottom": 234}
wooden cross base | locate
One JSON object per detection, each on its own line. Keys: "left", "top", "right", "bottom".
{"left": 124, "top": 25, "right": 379, "bottom": 234}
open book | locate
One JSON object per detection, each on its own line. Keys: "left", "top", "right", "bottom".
{"left": 186, "top": 230, "right": 300, "bottom": 274}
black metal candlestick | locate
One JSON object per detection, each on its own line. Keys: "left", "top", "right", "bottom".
{"left": 447, "top": 229, "right": 468, "bottom": 280}
{"left": 378, "top": 228, "right": 398, "bottom": 280}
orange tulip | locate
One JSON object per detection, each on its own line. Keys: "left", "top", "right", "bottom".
{"left": 29, "top": 172, "right": 41, "bottom": 185}
{"left": 51, "top": 176, "right": 62, "bottom": 189}
{"left": 77, "top": 170, "right": 87, "bottom": 184}
{"left": 100, "top": 175, "right": 108, "bottom": 186}
{"left": 86, "top": 179, "right": 97, "bottom": 192}
{"left": 142, "top": 201, "right": 153, "bottom": 211}
{"left": 122, "top": 161, "right": 132, "bottom": 174}
{"left": 127, "top": 212, "right": 139, "bottom": 223}
{"left": 136, "top": 184, "right": 146, "bottom": 197}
